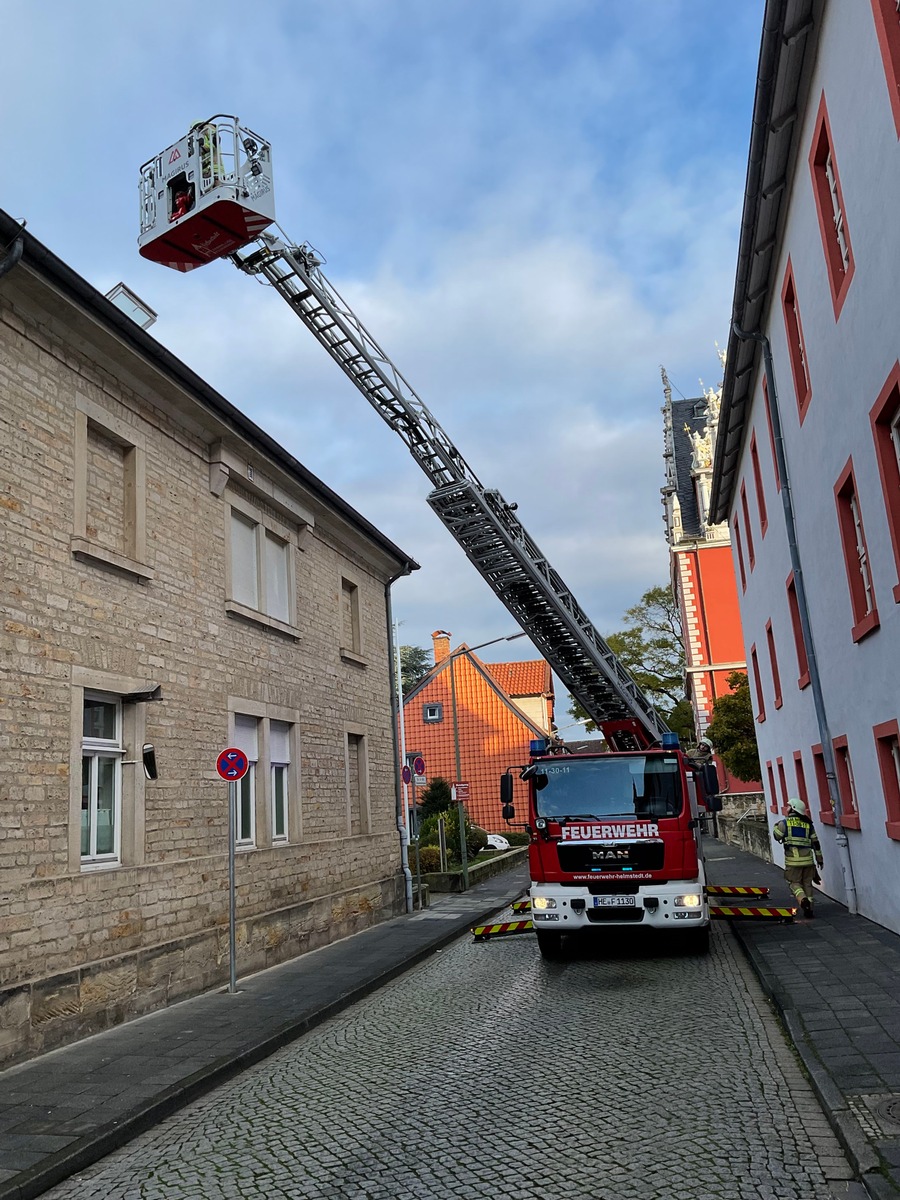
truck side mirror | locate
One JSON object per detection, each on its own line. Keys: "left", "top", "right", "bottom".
{"left": 700, "top": 763, "right": 719, "bottom": 797}
{"left": 705, "top": 794, "right": 723, "bottom": 813}
{"left": 500, "top": 773, "right": 514, "bottom": 807}
{"left": 502, "top": 802, "right": 516, "bottom": 821}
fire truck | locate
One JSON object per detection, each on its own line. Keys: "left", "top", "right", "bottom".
{"left": 501, "top": 735, "right": 718, "bottom": 957}
{"left": 139, "top": 117, "right": 721, "bottom": 954}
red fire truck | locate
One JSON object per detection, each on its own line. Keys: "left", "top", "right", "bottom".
{"left": 501, "top": 734, "right": 720, "bottom": 957}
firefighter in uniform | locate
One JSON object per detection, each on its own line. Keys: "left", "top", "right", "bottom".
{"left": 773, "top": 797, "right": 823, "bottom": 917}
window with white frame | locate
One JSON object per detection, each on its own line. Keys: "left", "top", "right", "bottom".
{"left": 423, "top": 702, "right": 443, "bottom": 723}
{"left": 229, "top": 507, "right": 292, "bottom": 625}
{"left": 270, "top": 720, "right": 291, "bottom": 842}
{"left": 81, "top": 693, "right": 123, "bottom": 865}
{"left": 233, "top": 713, "right": 259, "bottom": 846}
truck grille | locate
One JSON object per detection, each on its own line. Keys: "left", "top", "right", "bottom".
{"left": 557, "top": 841, "right": 665, "bottom": 873}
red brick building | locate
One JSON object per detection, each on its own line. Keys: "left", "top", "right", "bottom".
{"left": 401, "top": 632, "right": 554, "bottom": 832}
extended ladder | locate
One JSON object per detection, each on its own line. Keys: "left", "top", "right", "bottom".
{"left": 232, "top": 234, "right": 666, "bottom": 746}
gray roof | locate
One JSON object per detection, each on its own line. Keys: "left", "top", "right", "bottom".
{"left": 671, "top": 397, "right": 707, "bottom": 539}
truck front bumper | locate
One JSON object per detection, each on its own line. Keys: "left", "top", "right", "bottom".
{"left": 530, "top": 882, "right": 709, "bottom": 932}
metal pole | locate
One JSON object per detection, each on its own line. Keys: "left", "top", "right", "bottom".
{"left": 456, "top": 789, "right": 469, "bottom": 891}
{"left": 228, "top": 780, "right": 237, "bottom": 993}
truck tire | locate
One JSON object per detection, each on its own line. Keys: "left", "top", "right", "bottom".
{"left": 683, "top": 925, "right": 710, "bottom": 955}
{"left": 536, "top": 929, "right": 563, "bottom": 959}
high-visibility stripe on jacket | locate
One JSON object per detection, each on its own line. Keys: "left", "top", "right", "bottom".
{"left": 773, "top": 814, "right": 821, "bottom": 866}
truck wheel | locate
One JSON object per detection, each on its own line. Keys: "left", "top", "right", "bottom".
{"left": 536, "top": 930, "right": 563, "bottom": 959}
{"left": 683, "top": 926, "right": 710, "bottom": 955}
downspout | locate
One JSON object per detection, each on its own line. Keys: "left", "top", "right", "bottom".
{"left": 0, "top": 233, "right": 24, "bottom": 281}
{"left": 732, "top": 322, "right": 857, "bottom": 914}
{"left": 385, "top": 573, "right": 414, "bottom": 914}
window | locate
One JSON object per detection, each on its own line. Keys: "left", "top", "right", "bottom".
{"left": 72, "top": 398, "right": 152, "bottom": 582}
{"left": 871, "top": 0, "right": 900, "bottom": 137}
{"left": 781, "top": 260, "right": 812, "bottom": 421}
{"left": 874, "top": 720, "right": 900, "bottom": 839}
{"left": 740, "top": 482, "right": 755, "bottom": 569}
{"left": 340, "top": 578, "right": 365, "bottom": 663}
{"left": 833, "top": 735, "right": 861, "bottom": 830}
{"left": 763, "top": 376, "right": 781, "bottom": 493}
{"left": 808, "top": 93, "right": 854, "bottom": 318}
{"left": 869, "top": 362, "right": 900, "bottom": 602}
{"left": 346, "top": 732, "right": 369, "bottom": 836}
{"left": 227, "top": 501, "right": 296, "bottom": 634}
{"left": 423, "top": 702, "right": 443, "bottom": 723}
{"left": 793, "top": 750, "right": 809, "bottom": 813}
{"left": 765, "top": 619, "right": 782, "bottom": 709}
{"left": 233, "top": 713, "right": 259, "bottom": 846}
{"left": 766, "top": 760, "right": 777, "bottom": 815}
{"left": 812, "top": 743, "right": 834, "bottom": 826}
{"left": 786, "top": 572, "right": 810, "bottom": 688}
{"left": 270, "top": 720, "right": 291, "bottom": 842}
{"left": 776, "top": 758, "right": 789, "bottom": 815}
{"left": 732, "top": 516, "right": 747, "bottom": 592}
{"left": 750, "top": 432, "right": 768, "bottom": 536}
{"left": 750, "top": 643, "right": 765, "bottom": 724}
{"left": 81, "top": 693, "right": 122, "bottom": 865}
{"left": 834, "top": 458, "right": 879, "bottom": 641}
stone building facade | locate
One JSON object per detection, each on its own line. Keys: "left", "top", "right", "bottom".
{"left": 0, "top": 212, "right": 416, "bottom": 1066}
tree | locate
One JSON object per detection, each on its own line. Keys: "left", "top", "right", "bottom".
{"left": 567, "top": 584, "right": 687, "bottom": 732}
{"left": 418, "top": 775, "right": 453, "bottom": 820}
{"left": 706, "top": 672, "right": 761, "bottom": 783}
{"left": 397, "top": 644, "right": 431, "bottom": 696}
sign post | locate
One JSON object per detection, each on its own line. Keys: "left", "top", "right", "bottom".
{"left": 452, "top": 782, "right": 469, "bottom": 891}
{"left": 216, "top": 747, "right": 249, "bottom": 994}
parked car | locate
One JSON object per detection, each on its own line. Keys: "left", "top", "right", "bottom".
{"left": 485, "top": 833, "right": 510, "bottom": 852}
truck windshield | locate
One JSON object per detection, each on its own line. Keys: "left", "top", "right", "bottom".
{"left": 532, "top": 755, "right": 683, "bottom": 820}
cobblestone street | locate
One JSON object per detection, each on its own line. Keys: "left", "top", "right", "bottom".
{"left": 43, "top": 923, "right": 857, "bottom": 1200}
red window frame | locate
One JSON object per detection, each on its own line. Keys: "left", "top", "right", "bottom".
{"left": 750, "top": 431, "right": 768, "bottom": 536}
{"left": 732, "top": 516, "right": 747, "bottom": 592}
{"left": 869, "top": 361, "right": 900, "bottom": 603}
{"left": 793, "top": 750, "right": 809, "bottom": 812}
{"left": 785, "top": 572, "right": 810, "bottom": 689}
{"left": 807, "top": 92, "right": 854, "bottom": 319}
{"left": 781, "top": 259, "right": 812, "bottom": 422}
{"left": 812, "top": 743, "right": 834, "bottom": 826}
{"left": 750, "top": 643, "right": 765, "bottom": 724}
{"left": 765, "top": 618, "right": 782, "bottom": 710}
{"left": 776, "top": 757, "right": 789, "bottom": 815}
{"left": 763, "top": 376, "right": 781, "bottom": 493}
{"left": 832, "top": 734, "right": 861, "bottom": 830}
{"left": 740, "top": 482, "right": 755, "bottom": 570}
{"left": 766, "top": 759, "right": 777, "bottom": 815}
{"left": 873, "top": 719, "right": 900, "bottom": 839}
{"left": 871, "top": 0, "right": 900, "bottom": 138}
{"left": 834, "top": 457, "right": 880, "bottom": 641}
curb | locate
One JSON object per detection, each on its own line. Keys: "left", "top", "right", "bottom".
{"left": 728, "top": 920, "right": 898, "bottom": 1199}
{"left": 0, "top": 894, "right": 518, "bottom": 1200}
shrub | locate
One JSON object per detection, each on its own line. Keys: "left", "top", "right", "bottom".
{"left": 416, "top": 808, "right": 485, "bottom": 862}
{"left": 419, "top": 776, "right": 454, "bottom": 819}
{"left": 413, "top": 845, "right": 442, "bottom": 873}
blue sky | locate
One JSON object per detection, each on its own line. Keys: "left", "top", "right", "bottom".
{"left": 5, "top": 0, "right": 763, "bottom": 718}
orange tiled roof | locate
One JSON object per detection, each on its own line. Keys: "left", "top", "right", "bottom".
{"left": 485, "top": 659, "right": 551, "bottom": 697}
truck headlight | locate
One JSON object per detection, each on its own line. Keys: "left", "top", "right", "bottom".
{"left": 532, "top": 896, "right": 557, "bottom": 910}
{"left": 675, "top": 893, "right": 702, "bottom": 908}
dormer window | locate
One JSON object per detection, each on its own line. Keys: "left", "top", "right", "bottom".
{"left": 423, "top": 703, "right": 443, "bottom": 723}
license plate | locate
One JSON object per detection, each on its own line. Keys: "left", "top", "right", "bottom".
{"left": 593, "top": 895, "right": 636, "bottom": 908}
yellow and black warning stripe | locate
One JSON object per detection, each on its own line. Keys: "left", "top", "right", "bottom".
{"left": 471, "top": 919, "right": 534, "bottom": 940}
{"left": 511, "top": 899, "right": 532, "bottom": 912}
{"left": 710, "top": 904, "right": 795, "bottom": 920}
{"left": 706, "top": 885, "right": 770, "bottom": 896}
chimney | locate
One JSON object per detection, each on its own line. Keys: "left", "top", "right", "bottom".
{"left": 432, "top": 630, "right": 452, "bottom": 665}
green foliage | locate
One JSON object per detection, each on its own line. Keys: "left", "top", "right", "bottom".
{"left": 506, "top": 831, "right": 530, "bottom": 847}
{"left": 706, "top": 672, "right": 761, "bottom": 783}
{"left": 666, "top": 698, "right": 696, "bottom": 745}
{"left": 418, "top": 776, "right": 453, "bottom": 820}
{"left": 398, "top": 644, "right": 431, "bottom": 696}
{"left": 418, "top": 806, "right": 485, "bottom": 862}
{"left": 567, "top": 584, "right": 688, "bottom": 734}
{"left": 414, "top": 845, "right": 441, "bottom": 872}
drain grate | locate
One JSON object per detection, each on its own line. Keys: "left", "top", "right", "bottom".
{"left": 848, "top": 1094, "right": 900, "bottom": 1138}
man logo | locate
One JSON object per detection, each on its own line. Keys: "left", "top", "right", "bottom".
{"left": 591, "top": 848, "right": 630, "bottom": 862}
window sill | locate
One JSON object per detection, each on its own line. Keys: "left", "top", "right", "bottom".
{"left": 839, "top": 813, "right": 861, "bottom": 831}
{"left": 798, "top": 671, "right": 811, "bottom": 689}
{"left": 886, "top": 820, "right": 900, "bottom": 841}
{"left": 756, "top": 714, "right": 766, "bottom": 724}
{"left": 81, "top": 858, "right": 121, "bottom": 872}
{"left": 339, "top": 647, "right": 368, "bottom": 667}
{"left": 851, "top": 610, "right": 880, "bottom": 643}
{"left": 892, "top": 582, "right": 900, "bottom": 605}
{"left": 225, "top": 600, "right": 300, "bottom": 640}
{"left": 71, "top": 537, "right": 154, "bottom": 583}
{"left": 819, "top": 809, "right": 835, "bottom": 826}
{"left": 774, "top": 697, "right": 783, "bottom": 710}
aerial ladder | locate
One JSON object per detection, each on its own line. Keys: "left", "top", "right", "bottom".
{"left": 138, "top": 115, "right": 666, "bottom": 749}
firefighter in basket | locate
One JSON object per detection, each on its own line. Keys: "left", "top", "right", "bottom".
{"left": 773, "top": 797, "right": 823, "bottom": 918}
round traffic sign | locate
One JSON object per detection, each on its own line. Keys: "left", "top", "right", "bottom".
{"left": 401, "top": 765, "right": 412, "bottom": 784}
{"left": 413, "top": 756, "right": 426, "bottom": 776}
{"left": 216, "top": 747, "right": 249, "bottom": 780}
